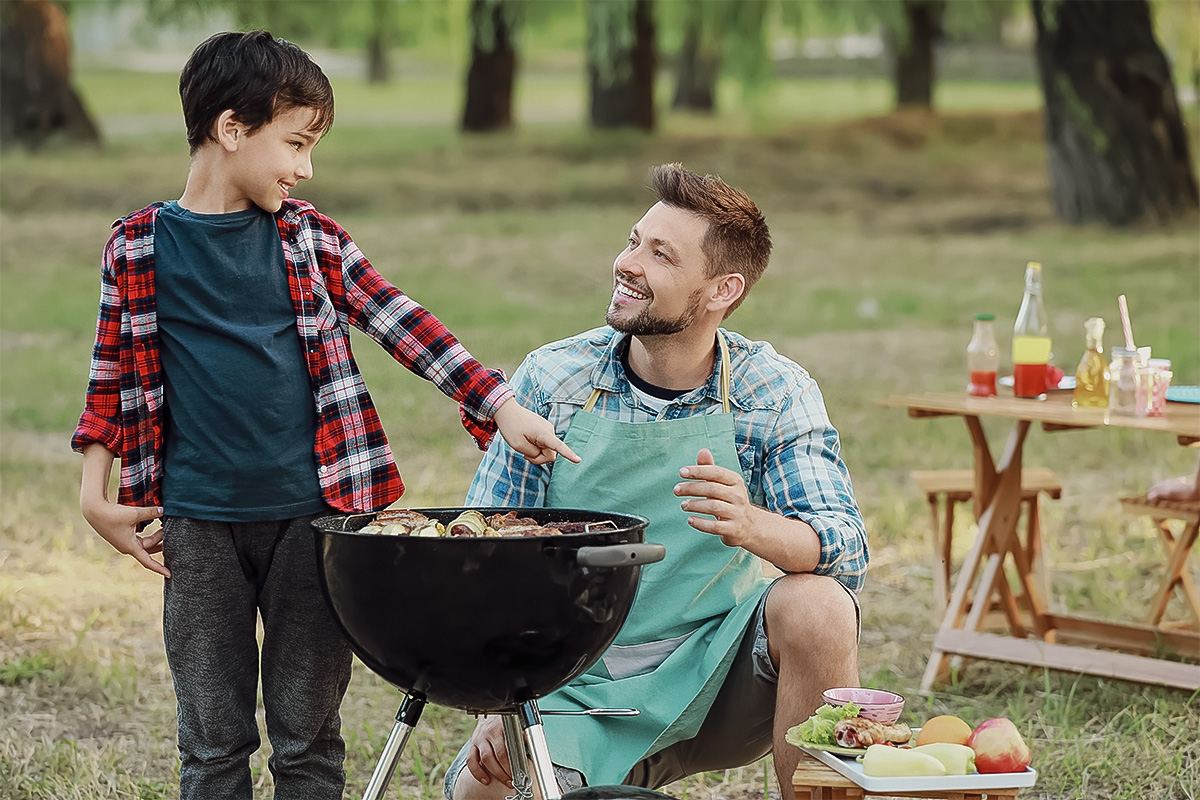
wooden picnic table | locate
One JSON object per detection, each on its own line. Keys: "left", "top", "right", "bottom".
{"left": 880, "top": 390, "right": 1200, "bottom": 691}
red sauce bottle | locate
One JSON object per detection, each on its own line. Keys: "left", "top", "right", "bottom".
{"left": 967, "top": 313, "right": 999, "bottom": 397}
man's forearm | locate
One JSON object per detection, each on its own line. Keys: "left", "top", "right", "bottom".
{"left": 743, "top": 506, "right": 822, "bottom": 574}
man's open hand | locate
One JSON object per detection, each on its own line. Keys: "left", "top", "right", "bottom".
{"left": 675, "top": 448, "right": 761, "bottom": 548}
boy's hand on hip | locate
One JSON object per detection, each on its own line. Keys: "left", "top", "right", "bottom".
{"left": 82, "top": 499, "right": 169, "bottom": 578}
{"left": 494, "top": 398, "right": 581, "bottom": 466}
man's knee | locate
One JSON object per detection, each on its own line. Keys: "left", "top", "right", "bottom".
{"left": 448, "top": 763, "right": 511, "bottom": 800}
{"left": 764, "top": 573, "right": 858, "bottom": 658}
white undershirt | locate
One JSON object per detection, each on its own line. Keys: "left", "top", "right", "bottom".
{"left": 629, "top": 382, "right": 672, "bottom": 414}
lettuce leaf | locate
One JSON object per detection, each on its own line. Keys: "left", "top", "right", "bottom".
{"left": 789, "top": 703, "right": 863, "bottom": 746}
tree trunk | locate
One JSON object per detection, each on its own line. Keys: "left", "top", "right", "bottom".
{"left": 0, "top": 0, "right": 100, "bottom": 149}
{"left": 365, "top": 0, "right": 391, "bottom": 84}
{"left": 461, "top": 0, "right": 517, "bottom": 132}
{"left": 588, "top": 0, "right": 656, "bottom": 130}
{"left": 1031, "top": 0, "right": 1199, "bottom": 225}
{"left": 671, "top": 12, "right": 720, "bottom": 112}
{"left": 894, "top": 0, "right": 945, "bottom": 110}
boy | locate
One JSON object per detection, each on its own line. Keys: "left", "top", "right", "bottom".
{"left": 72, "top": 30, "right": 576, "bottom": 800}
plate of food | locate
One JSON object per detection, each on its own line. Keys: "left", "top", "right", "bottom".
{"left": 789, "top": 705, "right": 1038, "bottom": 793}
{"left": 784, "top": 702, "right": 914, "bottom": 758}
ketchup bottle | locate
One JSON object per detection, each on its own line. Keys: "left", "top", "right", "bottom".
{"left": 967, "top": 313, "right": 999, "bottom": 397}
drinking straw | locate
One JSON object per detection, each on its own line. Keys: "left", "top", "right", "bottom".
{"left": 1117, "top": 295, "right": 1136, "bottom": 350}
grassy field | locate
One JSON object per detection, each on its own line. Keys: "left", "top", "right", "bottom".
{"left": 2, "top": 63, "right": 1199, "bottom": 800}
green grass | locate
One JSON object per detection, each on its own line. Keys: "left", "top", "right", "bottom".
{"left": 2, "top": 62, "right": 1199, "bottom": 800}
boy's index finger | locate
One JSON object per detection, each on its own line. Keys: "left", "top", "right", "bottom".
{"left": 553, "top": 440, "right": 581, "bottom": 463}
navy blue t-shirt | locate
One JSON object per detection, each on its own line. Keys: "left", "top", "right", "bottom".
{"left": 155, "top": 201, "right": 326, "bottom": 520}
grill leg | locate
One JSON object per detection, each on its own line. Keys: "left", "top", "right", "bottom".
{"left": 517, "top": 701, "right": 562, "bottom": 800}
{"left": 502, "top": 714, "right": 536, "bottom": 800}
{"left": 362, "top": 693, "right": 426, "bottom": 800}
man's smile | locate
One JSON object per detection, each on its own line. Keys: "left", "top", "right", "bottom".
{"left": 614, "top": 280, "right": 650, "bottom": 302}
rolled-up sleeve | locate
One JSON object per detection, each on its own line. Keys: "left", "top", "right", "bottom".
{"left": 763, "top": 378, "right": 868, "bottom": 592}
{"left": 466, "top": 353, "right": 554, "bottom": 506}
{"left": 72, "top": 233, "right": 126, "bottom": 455}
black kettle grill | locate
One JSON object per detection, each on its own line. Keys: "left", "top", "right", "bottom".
{"left": 313, "top": 507, "right": 665, "bottom": 800}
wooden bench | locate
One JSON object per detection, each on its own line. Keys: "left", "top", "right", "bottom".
{"left": 793, "top": 753, "right": 1021, "bottom": 800}
{"left": 1119, "top": 494, "right": 1199, "bottom": 629}
{"left": 912, "top": 468, "right": 1062, "bottom": 618}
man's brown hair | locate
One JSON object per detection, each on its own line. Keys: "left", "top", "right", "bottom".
{"left": 651, "top": 163, "right": 771, "bottom": 316}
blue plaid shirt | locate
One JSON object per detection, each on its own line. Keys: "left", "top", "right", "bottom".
{"left": 467, "top": 327, "right": 869, "bottom": 592}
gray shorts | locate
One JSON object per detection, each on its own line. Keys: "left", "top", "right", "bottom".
{"left": 444, "top": 578, "right": 860, "bottom": 796}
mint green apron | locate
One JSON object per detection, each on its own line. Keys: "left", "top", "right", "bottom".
{"left": 541, "top": 334, "right": 772, "bottom": 786}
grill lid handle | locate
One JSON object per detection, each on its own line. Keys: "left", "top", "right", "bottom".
{"left": 576, "top": 543, "right": 665, "bottom": 568}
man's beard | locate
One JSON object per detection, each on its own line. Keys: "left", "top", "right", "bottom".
{"left": 606, "top": 287, "right": 705, "bottom": 336}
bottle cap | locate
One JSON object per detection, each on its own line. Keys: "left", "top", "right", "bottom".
{"left": 975, "top": 313, "right": 995, "bottom": 321}
{"left": 1026, "top": 261, "right": 1042, "bottom": 271}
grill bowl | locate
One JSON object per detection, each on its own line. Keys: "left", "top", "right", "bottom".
{"left": 313, "top": 507, "right": 652, "bottom": 713}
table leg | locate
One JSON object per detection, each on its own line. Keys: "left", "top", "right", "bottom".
{"left": 1147, "top": 518, "right": 1200, "bottom": 628}
{"left": 922, "top": 419, "right": 1030, "bottom": 692}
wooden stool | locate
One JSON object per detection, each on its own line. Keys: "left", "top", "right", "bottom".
{"left": 1119, "top": 494, "right": 1200, "bottom": 629}
{"left": 912, "top": 468, "right": 1062, "bottom": 617}
{"left": 793, "top": 753, "right": 1022, "bottom": 799}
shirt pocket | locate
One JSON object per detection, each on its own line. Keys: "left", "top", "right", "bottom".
{"left": 601, "top": 629, "right": 696, "bottom": 680}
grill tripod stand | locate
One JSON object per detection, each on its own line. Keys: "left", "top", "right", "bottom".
{"left": 361, "top": 693, "right": 639, "bottom": 800}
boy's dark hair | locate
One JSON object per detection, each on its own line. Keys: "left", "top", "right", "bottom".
{"left": 651, "top": 163, "right": 771, "bottom": 316}
{"left": 180, "top": 30, "right": 334, "bottom": 156}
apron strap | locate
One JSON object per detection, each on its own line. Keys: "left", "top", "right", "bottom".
{"left": 584, "top": 332, "right": 732, "bottom": 413}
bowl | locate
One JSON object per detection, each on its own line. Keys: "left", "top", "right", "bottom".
{"left": 822, "top": 687, "right": 905, "bottom": 725}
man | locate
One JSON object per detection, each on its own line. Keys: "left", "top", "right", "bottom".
{"left": 446, "top": 164, "right": 868, "bottom": 800}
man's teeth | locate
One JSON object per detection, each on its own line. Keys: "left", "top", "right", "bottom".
{"left": 618, "top": 285, "right": 648, "bottom": 300}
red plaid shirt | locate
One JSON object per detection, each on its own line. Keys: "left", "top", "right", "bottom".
{"left": 72, "top": 199, "right": 513, "bottom": 513}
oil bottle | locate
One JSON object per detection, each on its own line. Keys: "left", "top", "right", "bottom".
{"left": 1072, "top": 317, "right": 1108, "bottom": 408}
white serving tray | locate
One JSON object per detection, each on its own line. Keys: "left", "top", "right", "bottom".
{"left": 798, "top": 746, "right": 1038, "bottom": 793}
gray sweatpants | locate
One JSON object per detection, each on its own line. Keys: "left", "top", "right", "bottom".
{"left": 162, "top": 513, "right": 353, "bottom": 800}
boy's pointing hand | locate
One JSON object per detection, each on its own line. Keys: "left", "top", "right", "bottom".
{"left": 494, "top": 398, "right": 581, "bottom": 466}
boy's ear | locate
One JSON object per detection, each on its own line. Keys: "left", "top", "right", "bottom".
{"left": 214, "top": 109, "right": 246, "bottom": 152}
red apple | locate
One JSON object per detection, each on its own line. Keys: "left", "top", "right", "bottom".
{"left": 967, "top": 717, "right": 1032, "bottom": 774}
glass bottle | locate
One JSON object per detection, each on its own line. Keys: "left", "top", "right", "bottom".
{"left": 1012, "top": 261, "right": 1051, "bottom": 399}
{"left": 1108, "top": 347, "right": 1138, "bottom": 415}
{"left": 967, "top": 314, "right": 999, "bottom": 397}
{"left": 1072, "top": 317, "right": 1108, "bottom": 408}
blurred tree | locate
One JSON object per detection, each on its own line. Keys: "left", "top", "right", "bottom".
{"left": 0, "top": 0, "right": 100, "bottom": 149}
{"left": 147, "top": 0, "right": 428, "bottom": 84}
{"left": 802, "top": 0, "right": 1023, "bottom": 111}
{"left": 669, "top": 0, "right": 722, "bottom": 111}
{"left": 365, "top": 0, "right": 395, "bottom": 83}
{"left": 587, "top": 0, "right": 655, "bottom": 129}
{"left": 664, "top": 0, "right": 770, "bottom": 115}
{"left": 892, "top": 0, "right": 944, "bottom": 108}
{"left": 462, "top": 0, "right": 519, "bottom": 131}
{"left": 1031, "top": 0, "right": 1198, "bottom": 225}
